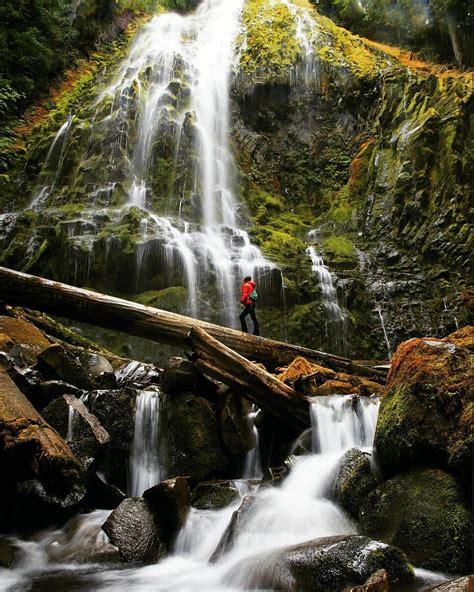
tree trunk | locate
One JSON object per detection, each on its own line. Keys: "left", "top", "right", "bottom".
{"left": 188, "top": 326, "right": 311, "bottom": 429}
{"left": 0, "top": 266, "right": 386, "bottom": 381}
{"left": 0, "top": 370, "right": 83, "bottom": 488}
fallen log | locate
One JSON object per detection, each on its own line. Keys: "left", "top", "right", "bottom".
{"left": 63, "top": 394, "right": 110, "bottom": 445}
{"left": 0, "top": 266, "right": 386, "bottom": 382}
{"left": 0, "top": 369, "right": 83, "bottom": 488}
{"left": 188, "top": 326, "right": 311, "bottom": 429}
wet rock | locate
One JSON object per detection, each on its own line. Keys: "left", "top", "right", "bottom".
{"left": 63, "top": 394, "right": 110, "bottom": 469}
{"left": 36, "top": 344, "right": 96, "bottom": 390}
{"left": 42, "top": 396, "right": 70, "bottom": 439}
{"left": 0, "top": 316, "right": 51, "bottom": 366}
{"left": 143, "top": 477, "right": 190, "bottom": 546}
{"left": 79, "top": 353, "right": 114, "bottom": 378}
{"left": 102, "top": 497, "right": 165, "bottom": 563}
{"left": 191, "top": 480, "right": 240, "bottom": 510}
{"left": 85, "top": 473, "right": 126, "bottom": 509}
{"left": 375, "top": 327, "right": 473, "bottom": 487}
{"left": 166, "top": 391, "right": 228, "bottom": 481}
{"left": 0, "top": 538, "right": 17, "bottom": 568}
{"left": 345, "top": 569, "right": 390, "bottom": 592}
{"left": 426, "top": 576, "right": 474, "bottom": 591}
{"left": 115, "top": 360, "right": 161, "bottom": 388}
{"left": 88, "top": 387, "right": 138, "bottom": 491}
{"left": 333, "top": 448, "right": 377, "bottom": 519}
{"left": 40, "top": 379, "right": 83, "bottom": 403}
{"left": 359, "top": 468, "right": 472, "bottom": 574}
{"left": 316, "top": 379, "right": 358, "bottom": 396}
{"left": 220, "top": 392, "right": 253, "bottom": 456}
{"left": 224, "top": 535, "right": 412, "bottom": 591}
{"left": 161, "top": 357, "right": 197, "bottom": 394}
{"left": 211, "top": 495, "right": 256, "bottom": 560}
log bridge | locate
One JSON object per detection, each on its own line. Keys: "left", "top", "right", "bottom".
{"left": 0, "top": 266, "right": 387, "bottom": 429}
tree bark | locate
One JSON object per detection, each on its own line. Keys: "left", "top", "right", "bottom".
{"left": 0, "top": 266, "right": 386, "bottom": 381}
{"left": 0, "top": 370, "right": 83, "bottom": 487}
{"left": 188, "top": 326, "right": 311, "bottom": 429}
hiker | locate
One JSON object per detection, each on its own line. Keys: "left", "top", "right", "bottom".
{"left": 239, "top": 275, "right": 259, "bottom": 336}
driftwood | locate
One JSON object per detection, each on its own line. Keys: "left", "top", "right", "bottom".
{"left": 0, "top": 267, "right": 386, "bottom": 381}
{"left": 0, "top": 370, "right": 82, "bottom": 487}
{"left": 188, "top": 326, "right": 311, "bottom": 428}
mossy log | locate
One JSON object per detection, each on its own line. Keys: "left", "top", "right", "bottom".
{"left": 0, "top": 370, "right": 82, "bottom": 488}
{"left": 0, "top": 266, "right": 386, "bottom": 381}
{"left": 188, "top": 326, "right": 310, "bottom": 429}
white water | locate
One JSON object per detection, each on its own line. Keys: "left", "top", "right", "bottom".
{"left": 374, "top": 303, "right": 392, "bottom": 359}
{"left": 129, "top": 389, "right": 167, "bottom": 496}
{"left": 306, "top": 243, "right": 348, "bottom": 354}
{"left": 243, "top": 404, "right": 263, "bottom": 479}
{"left": 90, "top": 0, "right": 278, "bottom": 325}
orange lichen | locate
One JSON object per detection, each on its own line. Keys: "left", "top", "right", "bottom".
{"left": 277, "top": 356, "right": 334, "bottom": 384}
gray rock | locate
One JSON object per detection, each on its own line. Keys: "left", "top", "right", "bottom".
{"left": 333, "top": 448, "right": 377, "bottom": 519}
{"left": 102, "top": 497, "right": 165, "bottom": 563}
{"left": 115, "top": 360, "right": 161, "bottom": 388}
{"left": 161, "top": 357, "right": 197, "bottom": 394}
{"left": 192, "top": 480, "right": 240, "bottom": 510}
{"left": 37, "top": 344, "right": 95, "bottom": 390}
{"left": 223, "top": 535, "right": 413, "bottom": 591}
{"left": 0, "top": 538, "right": 17, "bottom": 568}
{"left": 143, "top": 477, "right": 190, "bottom": 547}
{"left": 211, "top": 495, "right": 256, "bottom": 560}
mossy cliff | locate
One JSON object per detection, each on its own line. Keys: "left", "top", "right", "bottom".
{"left": 0, "top": 0, "right": 472, "bottom": 358}
{"left": 231, "top": 0, "right": 472, "bottom": 356}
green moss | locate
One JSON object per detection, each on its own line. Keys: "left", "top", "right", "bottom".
{"left": 359, "top": 468, "right": 472, "bottom": 574}
{"left": 134, "top": 287, "right": 187, "bottom": 312}
{"left": 238, "top": 0, "right": 301, "bottom": 84}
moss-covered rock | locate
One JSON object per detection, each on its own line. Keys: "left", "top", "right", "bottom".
{"left": 374, "top": 327, "right": 473, "bottom": 486}
{"left": 359, "top": 468, "right": 472, "bottom": 574}
{"left": 191, "top": 480, "right": 240, "bottom": 510}
{"left": 166, "top": 391, "right": 228, "bottom": 482}
{"left": 333, "top": 448, "right": 377, "bottom": 519}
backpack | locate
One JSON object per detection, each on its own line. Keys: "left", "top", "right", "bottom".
{"left": 250, "top": 288, "right": 258, "bottom": 302}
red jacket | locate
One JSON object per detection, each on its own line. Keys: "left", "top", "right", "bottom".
{"left": 241, "top": 280, "right": 256, "bottom": 305}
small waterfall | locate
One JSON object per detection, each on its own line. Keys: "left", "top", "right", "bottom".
{"left": 374, "top": 303, "right": 392, "bottom": 359}
{"left": 29, "top": 114, "right": 74, "bottom": 208}
{"left": 243, "top": 405, "right": 263, "bottom": 480}
{"left": 129, "top": 389, "right": 167, "bottom": 497}
{"left": 306, "top": 243, "right": 347, "bottom": 354}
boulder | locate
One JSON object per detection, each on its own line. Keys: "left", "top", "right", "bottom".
{"left": 42, "top": 396, "right": 70, "bottom": 439}
{"left": 345, "top": 569, "right": 390, "bottom": 592}
{"left": 143, "top": 477, "right": 190, "bottom": 546}
{"left": 224, "top": 535, "right": 412, "bottom": 591}
{"left": 316, "top": 380, "right": 358, "bottom": 396}
{"left": 161, "top": 357, "right": 198, "bottom": 394}
{"left": 102, "top": 497, "right": 165, "bottom": 563}
{"left": 40, "top": 379, "right": 83, "bottom": 403}
{"left": 359, "top": 468, "right": 472, "bottom": 574}
{"left": 333, "top": 448, "right": 378, "bottom": 519}
{"left": 427, "top": 576, "right": 474, "bottom": 591}
{"left": 88, "top": 387, "right": 138, "bottom": 490}
{"left": 63, "top": 394, "right": 110, "bottom": 469}
{"left": 191, "top": 480, "right": 240, "bottom": 510}
{"left": 219, "top": 392, "right": 253, "bottom": 456}
{"left": 0, "top": 538, "right": 17, "bottom": 568}
{"left": 166, "top": 391, "right": 228, "bottom": 481}
{"left": 115, "top": 360, "right": 161, "bottom": 388}
{"left": 0, "top": 316, "right": 50, "bottom": 366}
{"left": 375, "top": 327, "right": 473, "bottom": 486}
{"left": 36, "top": 344, "right": 96, "bottom": 390}
{"left": 211, "top": 495, "right": 256, "bottom": 560}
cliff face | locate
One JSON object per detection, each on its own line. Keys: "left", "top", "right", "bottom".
{"left": 0, "top": 0, "right": 471, "bottom": 359}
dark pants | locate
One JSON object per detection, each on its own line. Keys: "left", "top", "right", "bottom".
{"left": 240, "top": 303, "right": 259, "bottom": 336}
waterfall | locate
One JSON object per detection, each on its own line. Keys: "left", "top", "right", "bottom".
{"left": 243, "top": 405, "right": 263, "bottom": 479}
{"left": 374, "top": 303, "right": 392, "bottom": 359}
{"left": 306, "top": 243, "right": 348, "bottom": 354}
{"left": 129, "top": 389, "right": 167, "bottom": 497}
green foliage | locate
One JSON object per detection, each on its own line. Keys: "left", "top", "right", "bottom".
{"left": 313, "top": 0, "right": 473, "bottom": 65}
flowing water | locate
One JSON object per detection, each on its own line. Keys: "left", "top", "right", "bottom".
{"left": 128, "top": 389, "right": 167, "bottom": 496}
{"left": 243, "top": 405, "right": 263, "bottom": 480}
{"left": 306, "top": 243, "right": 348, "bottom": 354}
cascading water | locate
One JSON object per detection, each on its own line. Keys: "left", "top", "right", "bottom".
{"left": 129, "top": 388, "right": 167, "bottom": 496}
{"left": 243, "top": 404, "right": 263, "bottom": 479}
{"left": 306, "top": 242, "right": 348, "bottom": 354}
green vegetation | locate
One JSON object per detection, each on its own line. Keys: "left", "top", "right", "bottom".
{"left": 313, "top": 0, "right": 473, "bottom": 65}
